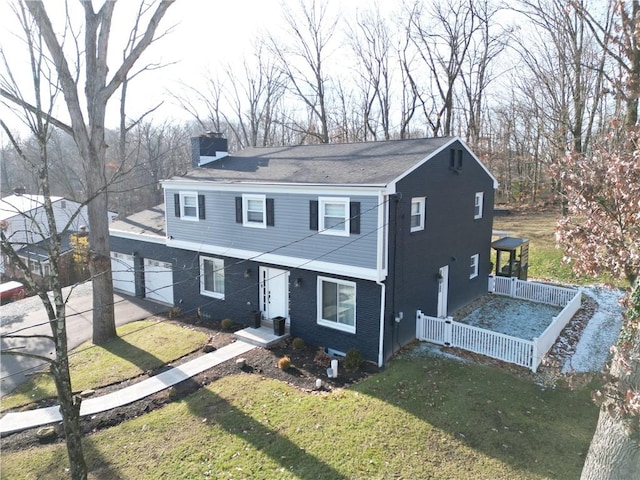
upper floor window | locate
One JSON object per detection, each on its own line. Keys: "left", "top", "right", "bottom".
{"left": 200, "top": 256, "right": 225, "bottom": 299}
{"left": 470, "top": 254, "right": 479, "bottom": 279}
{"left": 320, "top": 197, "right": 350, "bottom": 236}
{"left": 235, "top": 195, "right": 274, "bottom": 227}
{"left": 309, "top": 198, "right": 360, "bottom": 235}
{"left": 317, "top": 276, "right": 356, "bottom": 333}
{"left": 410, "top": 197, "right": 426, "bottom": 232}
{"left": 474, "top": 192, "right": 484, "bottom": 219}
{"left": 243, "top": 194, "right": 266, "bottom": 228}
{"left": 174, "top": 192, "right": 205, "bottom": 221}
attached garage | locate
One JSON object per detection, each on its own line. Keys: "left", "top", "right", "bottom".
{"left": 110, "top": 252, "right": 135, "bottom": 295}
{"left": 144, "top": 258, "right": 174, "bottom": 305}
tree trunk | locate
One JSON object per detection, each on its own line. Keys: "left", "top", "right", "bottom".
{"left": 87, "top": 162, "right": 116, "bottom": 344}
{"left": 581, "top": 408, "right": 640, "bottom": 480}
{"left": 581, "top": 283, "right": 640, "bottom": 479}
{"left": 52, "top": 350, "right": 87, "bottom": 479}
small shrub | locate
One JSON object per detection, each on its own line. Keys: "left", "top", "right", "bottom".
{"left": 292, "top": 337, "right": 305, "bottom": 350}
{"left": 221, "top": 318, "right": 234, "bottom": 330}
{"left": 314, "top": 348, "right": 331, "bottom": 368}
{"left": 168, "top": 307, "right": 181, "bottom": 319}
{"left": 344, "top": 348, "right": 363, "bottom": 371}
{"left": 278, "top": 355, "right": 291, "bottom": 370}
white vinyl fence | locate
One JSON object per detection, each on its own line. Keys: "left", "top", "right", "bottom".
{"left": 417, "top": 278, "right": 581, "bottom": 372}
{"left": 488, "top": 276, "right": 576, "bottom": 306}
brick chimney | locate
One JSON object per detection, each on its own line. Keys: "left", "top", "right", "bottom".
{"left": 191, "top": 132, "right": 228, "bottom": 167}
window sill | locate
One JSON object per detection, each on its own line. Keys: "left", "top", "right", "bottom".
{"left": 201, "top": 291, "right": 225, "bottom": 300}
{"left": 317, "top": 319, "right": 356, "bottom": 334}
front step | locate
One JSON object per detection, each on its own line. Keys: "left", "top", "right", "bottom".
{"left": 234, "top": 326, "right": 290, "bottom": 348}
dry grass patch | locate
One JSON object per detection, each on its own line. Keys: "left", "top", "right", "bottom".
{"left": 493, "top": 210, "right": 620, "bottom": 285}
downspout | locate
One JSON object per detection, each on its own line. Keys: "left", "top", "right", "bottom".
{"left": 376, "top": 279, "right": 386, "bottom": 367}
{"left": 376, "top": 190, "right": 389, "bottom": 367}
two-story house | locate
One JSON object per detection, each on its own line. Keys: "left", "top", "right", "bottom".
{"left": 108, "top": 134, "right": 497, "bottom": 366}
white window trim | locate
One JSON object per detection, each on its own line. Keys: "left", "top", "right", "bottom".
{"left": 319, "top": 197, "right": 350, "bottom": 237}
{"left": 410, "top": 197, "right": 426, "bottom": 232}
{"left": 180, "top": 191, "right": 199, "bottom": 221}
{"left": 317, "top": 275, "right": 356, "bottom": 333}
{"left": 242, "top": 194, "right": 266, "bottom": 229}
{"left": 474, "top": 192, "right": 484, "bottom": 219}
{"left": 200, "top": 256, "right": 225, "bottom": 299}
{"left": 470, "top": 254, "right": 479, "bottom": 279}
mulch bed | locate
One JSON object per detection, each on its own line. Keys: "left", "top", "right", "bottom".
{"left": 0, "top": 315, "right": 379, "bottom": 452}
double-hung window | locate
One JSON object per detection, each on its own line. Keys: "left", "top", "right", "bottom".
{"left": 470, "top": 254, "right": 479, "bottom": 279}
{"left": 243, "top": 194, "right": 266, "bottom": 228}
{"left": 317, "top": 276, "right": 356, "bottom": 333}
{"left": 474, "top": 192, "right": 484, "bottom": 219}
{"left": 183, "top": 194, "right": 198, "bottom": 218}
{"left": 410, "top": 197, "right": 426, "bottom": 232}
{"left": 200, "top": 256, "right": 225, "bottom": 299}
{"left": 319, "top": 197, "right": 349, "bottom": 236}
{"left": 175, "top": 192, "right": 205, "bottom": 221}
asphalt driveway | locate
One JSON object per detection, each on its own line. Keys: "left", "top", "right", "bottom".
{"left": 0, "top": 283, "right": 167, "bottom": 396}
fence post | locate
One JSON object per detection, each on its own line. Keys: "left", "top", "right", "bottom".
{"left": 444, "top": 317, "right": 452, "bottom": 346}
{"left": 510, "top": 277, "right": 517, "bottom": 297}
{"left": 531, "top": 338, "right": 539, "bottom": 373}
{"left": 488, "top": 275, "right": 495, "bottom": 293}
{"left": 416, "top": 310, "right": 422, "bottom": 339}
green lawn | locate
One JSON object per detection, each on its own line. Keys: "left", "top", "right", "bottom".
{"left": 1, "top": 320, "right": 209, "bottom": 412}
{"left": 0, "top": 211, "right": 604, "bottom": 479}
{"left": 1, "top": 348, "right": 599, "bottom": 479}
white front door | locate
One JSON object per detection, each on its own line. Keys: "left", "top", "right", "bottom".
{"left": 259, "top": 267, "right": 289, "bottom": 321}
{"left": 436, "top": 265, "right": 449, "bottom": 318}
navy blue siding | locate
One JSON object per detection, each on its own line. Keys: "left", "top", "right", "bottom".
{"left": 383, "top": 141, "right": 495, "bottom": 361}
{"left": 110, "top": 235, "right": 381, "bottom": 362}
{"left": 289, "top": 270, "right": 381, "bottom": 364}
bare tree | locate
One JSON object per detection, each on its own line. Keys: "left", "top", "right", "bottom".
{"left": 0, "top": 2, "right": 88, "bottom": 476}
{"left": 348, "top": 5, "right": 394, "bottom": 140}
{"left": 405, "top": 0, "right": 480, "bottom": 136}
{"left": 266, "top": 0, "right": 339, "bottom": 143}
{"left": 223, "top": 46, "right": 286, "bottom": 148}
{"left": 1, "top": 0, "right": 176, "bottom": 345}
{"left": 458, "top": 0, "right": 510, "bottom": 145}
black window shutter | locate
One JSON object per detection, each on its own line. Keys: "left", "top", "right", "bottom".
{"left": 198, "top": 194, "right": 206, "bottom": 219}
{"left": 174, "top": 194, "right": 181, "bottom": 217}
{"left": 350, "top": 202, "right": 361, "bottom": 234}
{"left": 235, "top": 197, "right": 243, "bottom": 223}
{"left": 309, "top": 200, "right": 318, "bottom": 230}
{"left": 266, "top": 198, "right": 275, "bottom": 226}
{"left": 449, "top": 149, "right": 455, "bottom": 169}
{"left": 457, "top": 149, "right": 463, "bottom": 169}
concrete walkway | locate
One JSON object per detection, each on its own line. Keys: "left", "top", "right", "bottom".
{"left": 0, "top": 340, "right": 255, "bottom": 435}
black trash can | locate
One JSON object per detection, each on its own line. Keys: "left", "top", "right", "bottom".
{"left": 273, "top": 316, "right": 286, "bottom": 336}
{"left": 250, "top": 310, "right": 261, "bottom": 329}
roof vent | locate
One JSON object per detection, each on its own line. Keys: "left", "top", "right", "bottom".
{"left": 13, "top": 186, "right": 26, "bottom": 196}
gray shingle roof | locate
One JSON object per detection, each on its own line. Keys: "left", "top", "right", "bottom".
{"left": 109, "top": 204, "right": 166, "bottom": 237}
{"left": 179, "top": 137, "right": 454, "bottom": 185}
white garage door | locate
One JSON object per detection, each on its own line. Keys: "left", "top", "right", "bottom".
{"left": 144, "top": 258, "right": 174, "bottom": 305}
{"left": 111, "top": 252, "right": 135, "bottom": 295}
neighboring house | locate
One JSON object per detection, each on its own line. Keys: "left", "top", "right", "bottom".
{"left": 0, "top": 193, "right": 116, "bottom": 286}
{"left": 109, "top": 134, "right": 498, "bottom": 366}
